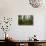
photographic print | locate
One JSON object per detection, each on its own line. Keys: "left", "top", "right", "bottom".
{"left": 18, "top": 15, "right": 33, "bottom": 25}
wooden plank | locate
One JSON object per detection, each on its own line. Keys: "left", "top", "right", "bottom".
{"left": 24, "top": 43, "right": 28, "bottom": 46}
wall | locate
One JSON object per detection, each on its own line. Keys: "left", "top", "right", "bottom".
{"left": 0, "top": 0, "right": 46, "bottom": 40}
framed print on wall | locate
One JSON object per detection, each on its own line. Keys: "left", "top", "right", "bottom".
{"left": 18, "top": 15, "right": 33, "bottom": 25}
